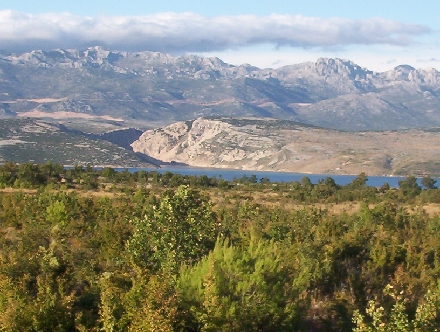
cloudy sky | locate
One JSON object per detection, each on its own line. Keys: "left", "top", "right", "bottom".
{"left": 0, "top": 0, "right": 439, "bottom": 71}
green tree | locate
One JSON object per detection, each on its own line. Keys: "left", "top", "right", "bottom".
{"left": 421, "top": 175, "right": 437, "bottom": 189}
{"left": 350, "top": 172, "right": 368, "bottom": 188}
{"left": 178, "top": 237, "right": 303, "bottom": 331}
{"left": 398, "top": 176, "right": 422, "bottom": 199}
{"left": 123, "top": 267, "right": 177, "bottom": 332}
{"left": 353, "top": 285, "right": 439, "bottom": 332}
{"left": 0, "top": 161, "right": 18, "bottom": 187}
{"left": 126, "top": 185, "right": 218, "bottom": 272}
{"left": 15, "top": 163, "right": 46, "bottom": 187}
{"left": 0, "top": 274, "right": 32, "bottom": 331}
{"left": 301, "top": 176, "right": 313, "bottom": 189}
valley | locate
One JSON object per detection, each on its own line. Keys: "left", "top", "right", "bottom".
{"left": 2, "top": 47, "right": 440, "bottom": 176}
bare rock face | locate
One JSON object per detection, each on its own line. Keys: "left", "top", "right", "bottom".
{"left": 132, "top": 118, "right": 234, "bottom": 165}
{"left": 131, "top": 117, "right": 287, "bottom": 168}
{"left": 131, "top": 117, "right": 440, "bottom": 176}
{"left": 129, "top": 117, "right": 330, "bottom": 171}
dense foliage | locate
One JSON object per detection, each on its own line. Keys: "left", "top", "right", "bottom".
{"left": 1, "top": 162, "right": 440, "bottom": 331}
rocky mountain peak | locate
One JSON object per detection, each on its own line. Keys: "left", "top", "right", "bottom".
{"left": 380, "top": 64, "right": 440, "bottom": 86}
{"left": 391, "top": 64, "right": 416, "bottom": 80}
{"left": 394, "top": 64, "right": 415, "bottom": 72}
{"left": 138, "top": 51, "right": 175, "bottom": 65}
{"left": 200, "top": 56, "right": 227, "bottom": 69}
{"left": 314, "top": 57, "right": 370, "bottom": 80}
{"left": 82, "top": 47, "right": 110, "bottom": 60}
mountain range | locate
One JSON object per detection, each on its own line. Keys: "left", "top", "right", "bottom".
{"left": 2, "top": 47, "right": 440, "bottom": 175}
{"left": 2, "top": 46, "right": 440, "bottom": 131}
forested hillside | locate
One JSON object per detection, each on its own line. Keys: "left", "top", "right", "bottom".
{"left": 1, "top": 163, "right": 440, "bottom": 331}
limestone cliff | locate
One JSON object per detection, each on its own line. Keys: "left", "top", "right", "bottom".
{"left": 131, "top": 117, "right": 440, "bottom": 176}
{"left": 131, "top": 117, "right": 288, "bottom": 169}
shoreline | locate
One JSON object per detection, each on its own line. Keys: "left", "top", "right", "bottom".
{"left": 76, "top": 164, "right": 407, "bottom": 179}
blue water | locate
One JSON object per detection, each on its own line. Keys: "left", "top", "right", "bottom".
{"left": 121, "top": 166, "right": 429, "bottom": 188}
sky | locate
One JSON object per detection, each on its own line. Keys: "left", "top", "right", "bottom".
{"left": 0, "top": 0, "right": 439, "bottom": 72}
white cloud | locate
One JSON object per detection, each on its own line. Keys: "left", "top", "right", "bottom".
{"left": 417, "top": 57, "right": 440, "bottom": 63}
{"left": 0, "top": 10, "right": 431, "bottom": 54}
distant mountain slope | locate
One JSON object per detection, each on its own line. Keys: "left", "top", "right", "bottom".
{"left": 132, "top": 117, "right": 440, "bottom": 176}
{"left": 2, "top": 47, "right": 440, "bottom": 130}
{"left": 0, "top": 118, "right": 154, "bottom": 167}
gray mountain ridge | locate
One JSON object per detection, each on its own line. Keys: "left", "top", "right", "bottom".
{"left": 1, "top": 46, "right": 440, "bottom": 130}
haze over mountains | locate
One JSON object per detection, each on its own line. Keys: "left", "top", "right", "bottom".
{"left": 1, "top": 46, "right": 440, "bottom": 131}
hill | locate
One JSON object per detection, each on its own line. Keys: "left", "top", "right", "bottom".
{"left": 132, "top": 117, "right": 440, "bottom": 176}
{"left": 0, "top": 118, "right": 154, "bottom": 167}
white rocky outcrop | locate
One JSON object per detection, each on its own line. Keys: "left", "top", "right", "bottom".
{"left": 132, "top": 118, "right": 232, "bottom": 165}
{"left": 130, "top": 117, "right": 440, "bottom": 175}
{"left": 131, "top": 117, "right": 305, "bottom": 169}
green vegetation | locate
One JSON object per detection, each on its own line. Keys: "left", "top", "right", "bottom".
{"left": 0, "top": 119, "right": 153, "bottom": 167}
{"left": 1, "top": 163, "right": 440, "bottom": 331}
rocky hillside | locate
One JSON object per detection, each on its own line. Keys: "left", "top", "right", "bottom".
{"left": 131, "top": 117, "right": 440, "bottom": 176}
{"left": 0, "top": 118, "right": 154, "bottom": 167}
{"left": 2, "top": 47, "right": 440, "bottom": 130}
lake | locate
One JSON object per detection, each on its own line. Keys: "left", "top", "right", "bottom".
{"left": 122, "top": 166, "right": 429, "bottom": 188}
